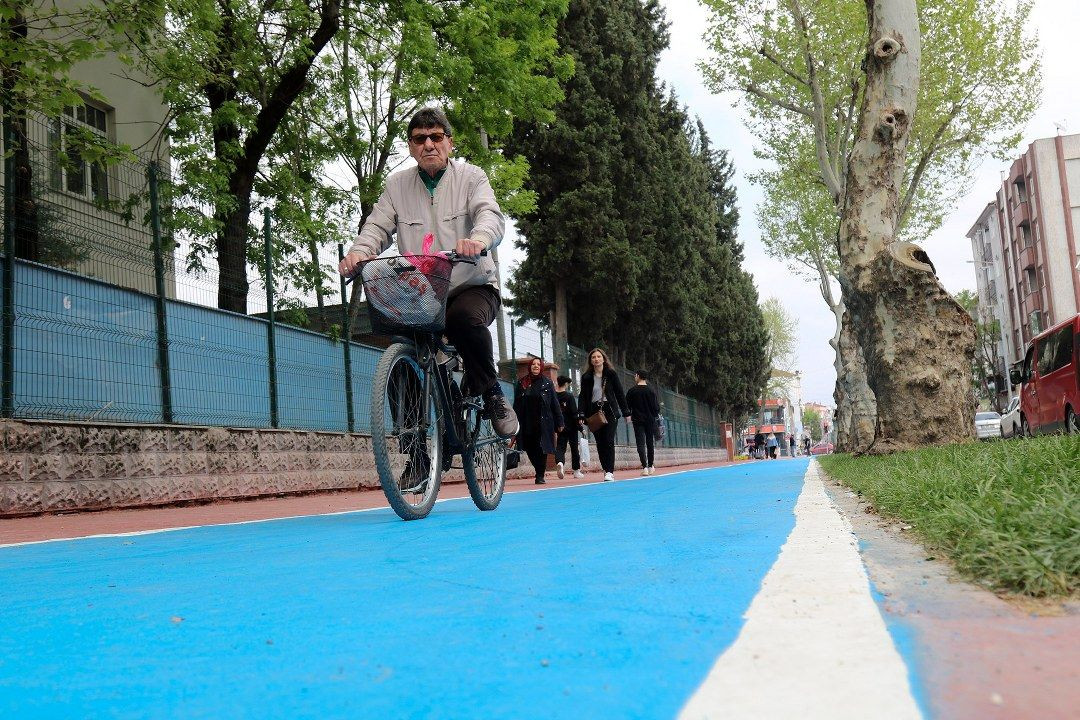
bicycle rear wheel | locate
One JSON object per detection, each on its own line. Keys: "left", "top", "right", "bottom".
{"left": 462, "top": 404, "right": 507, "bottom": 511}
{"left": 370, "top": 343, "right": 443, "bottom": 520}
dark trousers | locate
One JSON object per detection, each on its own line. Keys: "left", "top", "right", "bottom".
{"left": 633, "top": 421, "right": 655, "bottom": 468}
{"left": 520, "top": 432, "right": 546, "bottom": 480}
{"left": 445, "top": 285, "right": 499, "bottom": 396}
{"left": 555, "top": 429, "right": 580, "bottom": 470}
{"left": 592, "top": 422, "right": 618, "bottom": 473}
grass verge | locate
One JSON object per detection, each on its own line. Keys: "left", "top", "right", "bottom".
{"left": 817, "top": 435, "right": 1079, "bottom": 598}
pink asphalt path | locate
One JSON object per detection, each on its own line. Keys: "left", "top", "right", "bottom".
{"left": 0, "top": 460, "right": 739, "bottom": 545}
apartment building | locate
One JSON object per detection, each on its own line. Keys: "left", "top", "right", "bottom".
{"left": 968, "top": 132, "right": 1080, "bottom": 368}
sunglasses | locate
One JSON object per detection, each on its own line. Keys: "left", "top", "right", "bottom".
{"left": 408, "top": 131, "right": 449, "bottom": 145}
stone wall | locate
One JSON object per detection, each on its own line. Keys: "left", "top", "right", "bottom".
{"left": 0, "top": 420, "right": 727, "bottom": 517}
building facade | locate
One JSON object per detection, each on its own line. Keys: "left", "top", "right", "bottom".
{"left": 970, "top": 133, "right": 1080, "bottom": 371}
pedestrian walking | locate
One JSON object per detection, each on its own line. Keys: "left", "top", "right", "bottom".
{"left": 512, "top": 357, "right": 563, "bottom": 484}
{"left": 626, "top": 370, "right": 661, "bottom": 475}
{"left": 766, "top": 434, "right": 778, "bottom": 459}
{"left": 803, "top": 434, "right": 811, "bottom": 456}
{"left": 554, "top": 376, "right": 584, "bottom": 479}
{"left": 754, "top": 430, "right": 765, "bottom": 460}
{"left": 788, "top": 434, "right": 795, "bottom": 457}
{"left": 577, "top": 348, "right": 630, "bottom": 482}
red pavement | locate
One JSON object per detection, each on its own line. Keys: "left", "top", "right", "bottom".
{"left": 0, "top": 460, "right": 735, "bottom": 545}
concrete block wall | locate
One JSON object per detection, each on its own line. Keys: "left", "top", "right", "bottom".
{"left": 0, "top": 420, "right": 727, "bottom": 517}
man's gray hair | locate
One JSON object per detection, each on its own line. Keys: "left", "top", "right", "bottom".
{"left": 408, "top": 107, "right": 453, "bottom": 136}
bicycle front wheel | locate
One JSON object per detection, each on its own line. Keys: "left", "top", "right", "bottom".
{"left": 370, "top": 343, "right": 443, "bottom": 520}
{"left": 462, "top": 405, "right": 507, "bottom": 511}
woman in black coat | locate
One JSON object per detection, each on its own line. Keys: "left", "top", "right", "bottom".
{"left": 513, "top": 357, "right": 564, "bottom": 484}
{"left": 577, "top": 348, "right": 630, "bottom": 482}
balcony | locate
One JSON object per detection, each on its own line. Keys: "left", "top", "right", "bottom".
{"left": 1017, "top": 244, "right": 1036, "bottom": 269}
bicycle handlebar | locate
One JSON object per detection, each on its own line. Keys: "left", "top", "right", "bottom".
{"left": 343, "top": 249, "right": 487, "bottom": 284}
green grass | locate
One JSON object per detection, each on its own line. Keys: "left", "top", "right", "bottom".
{"left": 818, "top": 435, "right": 1080, "bottom": 598}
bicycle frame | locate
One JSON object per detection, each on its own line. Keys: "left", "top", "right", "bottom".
{"left": 395, "top": 333, "right": 483, "bottom": 460}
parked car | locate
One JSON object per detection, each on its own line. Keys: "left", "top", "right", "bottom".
{"left": 1011, "top": 313, "right": 1080, "bottom": 436}
{"left": 974, "top": 411, "right": 1003, "bottom": 440}
{"left": 999, "top": 397, "right": 1021, "bottom": 438}
{"left": 809, "top": 440, "right": 834, "bottom": 455}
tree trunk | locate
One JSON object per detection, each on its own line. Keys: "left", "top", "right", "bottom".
{"left": 215, "top": 178, "right": 253, "bottom": 313}
{"left": 1, "top": 11, "right": 40, "bottom": 262}
{"left": 552, "top": 279, "right": 568, "bottom": 370}
{"left": 832, "top": 307, "right": 877, "bottom": 452}
{"left": 838, "top": 0, "right": 975, "bottom": 452}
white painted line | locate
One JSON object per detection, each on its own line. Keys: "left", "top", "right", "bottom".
{"left": 679, "top": 461, "right": 922, "bottom": 720}
{"left": 0, "top": 463, "right": 730, "bottom": 549}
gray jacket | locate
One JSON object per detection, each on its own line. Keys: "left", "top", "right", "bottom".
{"left": 349, "top": 160, "right": 505, "bottom": 295}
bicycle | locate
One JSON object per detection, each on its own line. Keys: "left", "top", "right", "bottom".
{"left": 351, "top": 250, "right": 510, "bottom": 520}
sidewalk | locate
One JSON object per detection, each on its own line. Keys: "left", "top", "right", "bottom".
{"left": 0, "top": 460, "right": 736, "bottom": 545}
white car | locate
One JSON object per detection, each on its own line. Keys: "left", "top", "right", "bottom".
{"left": 974, "top": 411, "right": 1003, "bottom": 440}
{"left": 999, "top": 397, "right": 1021, "bottom": 438}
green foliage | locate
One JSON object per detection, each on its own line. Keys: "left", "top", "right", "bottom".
{"left": 700, "top": 0, "right": 1041, "bottom": 337}
{"left": 506, "top": 0, "right": 766, "bottom": 416}
{"left": 802, "top": 407, "right": 822, "bottom": 442}
{"left": 819, "top": 435, "right": 1080, "bottom": 597}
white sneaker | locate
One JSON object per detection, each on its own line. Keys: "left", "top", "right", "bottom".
{"left": 641, "top": 467, "right": 649, "bottom": 476}
{"left": 603, "top": 472, "right": 614, "bottom": 482}
{"left": 573, "top": 470, "right": 584, "bottom": 479}
{"left": 648, "top": 466, "right": 655, "bottom": 475}
{"left": 556, "top": 462, "right": 565, "bottom": 479}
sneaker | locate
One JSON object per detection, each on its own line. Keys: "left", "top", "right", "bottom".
{"left": 648, "top": 466, "right": 655, "bottom": 475}
{"left": 535, "top": 477, "right": 546, "bottom": 484}
{"left": 603, "top": 472, "right": 614, "bottom": 482}
{"left": 573, "top": 470, "right": 584, "bottom": 479}
{"left": 556, "top": 462, "right": 565, "bottom": 479}
{"left": 641, "top": 467, "right": 649, "bottom": 476}
{"left": 483, "top": 390, "right": 519, "bottom": 438}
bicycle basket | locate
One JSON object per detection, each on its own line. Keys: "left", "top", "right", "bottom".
{"left": 361, "top": 254, "right": 454, "bottom": 334}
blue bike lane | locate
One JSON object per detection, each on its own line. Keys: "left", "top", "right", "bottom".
{"left": 1, "top": 461, "right": 809, "bottom": 719}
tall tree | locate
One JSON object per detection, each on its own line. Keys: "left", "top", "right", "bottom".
{"left": 508, "top": 0, "right": 669, "bottom": 356}
{"left": 133, "top": 0, "right": 341, "bottom": 313}
{"left": 757, "top": 296, "right": 798, "bottom": 424}
{"left": 701, "top": 0, "right": 1039, "bottom": 451}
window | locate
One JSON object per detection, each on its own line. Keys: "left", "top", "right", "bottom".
{"left": 1015, "top": 178, "right": 1027, "bottom": 203}
{"left": 49, "top": 103, "right": 110, "bottom": 202}
{"left": 1048, "top": 325, "right": 1075, "bottom": 374}
{"left": 1024, "top": 266, "right": 1037, "bottom": 293}
{"left": 1019, "top": 221, "right": 1032, "bottom": 247}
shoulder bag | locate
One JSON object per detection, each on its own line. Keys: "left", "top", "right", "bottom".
{"left": 585, "top": 377, "right": 609, "bottom": 433}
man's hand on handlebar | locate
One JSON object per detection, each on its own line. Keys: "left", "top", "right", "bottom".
{"left": 455, "top": 237, "right": 487, "bottom": 258}
{"left": 338, "top": 250, "right": 372, "bottom": 277}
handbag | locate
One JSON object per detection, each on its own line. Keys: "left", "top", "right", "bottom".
{"left": 585, "top": 377, "right": 608, "bottom": 432}
{"left": 505, "top": 448, "right": 521, "bottom": 470}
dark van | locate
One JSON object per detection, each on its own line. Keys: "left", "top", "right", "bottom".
{"left": 1012, "top": 314, "right": 1080, "bottom": 435}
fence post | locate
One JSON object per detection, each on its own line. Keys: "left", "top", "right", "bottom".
{"left": 338, "top": 244, "right": 354, "bottom": 433}
{"left": 539, "top": 327, "right": 544, "bottom": 362}
{"left": 510, "top": 319, "right": 516, "bottom": 363}
{"left": 1, "top": 117, "right": 15, "bottom": 418}
{"left": 263, "top": 208, "right": 278, "bottom": 428}
{"left": 147, "top": 163, "right": 173, "bottom": 423}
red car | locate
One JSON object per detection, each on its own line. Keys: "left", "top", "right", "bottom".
{"left": 809, "top": 440, "right": 834, "bottom": 455}
{"left": 1012, "top": 314, "right": 1080, "bottom": 436}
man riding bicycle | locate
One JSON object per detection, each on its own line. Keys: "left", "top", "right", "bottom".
{"left": 338, "top": 107, "right": 519, "bottom": 439}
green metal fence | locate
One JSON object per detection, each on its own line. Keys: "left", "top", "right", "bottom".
{"left": 1, "top": 110, "right": 728, "bottom": 448}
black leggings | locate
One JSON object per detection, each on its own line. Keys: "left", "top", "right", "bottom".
{"left": 519, "top": 432, "right": 547, "bottom": 480}
{"left": 633, "top": 421, "right": 655, "bottom": 468}
{"left": 592, "top": 422, "right": 618, "bottom": 473}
